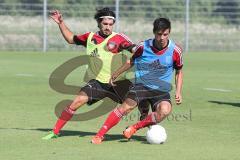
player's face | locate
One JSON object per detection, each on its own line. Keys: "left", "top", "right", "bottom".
{"left": 154, "top": 29, "right": 170, "bottom": 48}
{"left": 99, "top": 18, "right": 114, "bottom": 36}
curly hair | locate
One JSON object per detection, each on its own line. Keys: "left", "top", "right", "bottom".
{"left": 94, "top": 7, "right": 116, "bottom": 23}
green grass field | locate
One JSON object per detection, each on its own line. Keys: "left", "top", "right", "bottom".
{"left": 0, "top": 51, "right": 240, "bottom": 160}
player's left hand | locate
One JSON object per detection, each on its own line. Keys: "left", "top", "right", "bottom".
{"left": 109, "top": 78, "right": 116, "bottom": 86}
{"left": 175, "top": 93, "right": 182, "bottom": 105}
{"left": 109, "top": 72, "right": 119, "bottom": 86}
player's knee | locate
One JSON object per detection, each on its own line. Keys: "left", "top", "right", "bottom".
{"left": 161, "top": 106, "right": 171, "bottom": 116}
{"left": 119, "top": 99, "right": 137, "bottom": 114}
{"left": 156, "top": 102, "right": 172, "bottom": 122}
{"left": 119, "top": 105, "right": 132, "bottom": 114}
{"left": 70, "top": 96, "right": 88, "bottom": 110}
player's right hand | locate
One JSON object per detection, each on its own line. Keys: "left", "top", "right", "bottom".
{"left": 175, "top": 93, "right": 182, "bottom": 105}
{"left": 50, "top": 10, "right": 63, "bottom": 24}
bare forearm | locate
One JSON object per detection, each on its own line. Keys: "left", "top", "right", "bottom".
{"left": 174, "top": 69, "right": 183, "bottom": 104}
{"left": 175, "top": 69, "right": 183, "bottom": 94}
{"left": 116, "top": 61, "right": 132, "bottom": 75}
{"left": 111, "top": 60, "right": 133, "bottom": 81}
{"left": 58, "top": 21, "right": 74, "bottom": 44}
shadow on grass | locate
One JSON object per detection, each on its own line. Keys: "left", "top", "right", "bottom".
{"left": 208, "top": 100, "right": 240, "bottom": 108}
{"left": 0, "top": 127, "right": 146, "bottom": 142}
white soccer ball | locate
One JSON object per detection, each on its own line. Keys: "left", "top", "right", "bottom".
{"left": 146, "top": 124, "right": 167, "bottom": 144}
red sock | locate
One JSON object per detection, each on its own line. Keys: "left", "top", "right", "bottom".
{"left": 96, "top": 108, "right": 124, "bottom": 138}
{"left": 133, "top": 112, "right": 158, "bottom": 130}
{"left": 53, "top": 107, "right": 75, "bottom": 134}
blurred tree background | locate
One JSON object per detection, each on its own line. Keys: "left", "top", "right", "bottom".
{"left": 0, "top": 0, "right": 239, "bottom": 25}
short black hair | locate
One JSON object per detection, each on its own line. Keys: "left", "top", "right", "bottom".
{"left": 153, "top": 18, "right": 171, "bottom": 33}
{"left": 94, "top": 7, "right": 116, "bottom": 23}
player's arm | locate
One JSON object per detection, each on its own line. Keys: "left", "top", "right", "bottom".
{"left": 112, "top": 60, "right": 133, "bottom": 79}
{"left": 109, "top": 60, "right": 133, "bottom": 85}
{"left": 112, "top": 44, "right": 142, "bottom": 76}
{"left": 175, "top": 69, "right": 183, "bottom": 105}
{"left": 117, "top": 33, "right": 136, "bottom": 53}
{"left": 50, "top": 10, "right": 74, "bottom": 44}
{"left": 173, "top": 45, "right": 183, "bottom": 105}
{"left": 110, "top": 42, "right": 143, "bottom": 85}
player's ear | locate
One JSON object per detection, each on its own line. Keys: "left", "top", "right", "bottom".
{"left": 97, "top": 22, "right": 102, "bottom": 29}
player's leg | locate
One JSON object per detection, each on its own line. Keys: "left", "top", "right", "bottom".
{"left": 91, "top": 98, "right": 137, "bottom": 144}
{"left": 42, "top": 79, "right": 101, "bottom": 140}
{"left": 52, "top": 92, "right": 89, "bottom": 134}
{"left": 138, "top": 100, "right": 150, "bottom": 120}
{"left": 42, "top": 91, "right": 88, "bottom": 140}
{"left": 123, "top": 91, "right": 172, "bottom": 139}
{"left": 112, "top": 80, "right": 151, "bottom": 120}
{"left": 155, "top": 101, "right": 172, "bottom": 122}
{"left": 123, "top": 101, "right": 172, "bottom": 139}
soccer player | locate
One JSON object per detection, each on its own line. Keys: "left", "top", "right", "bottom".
{"left": 92, "top": 17, "right": 183, "bottom": 144}
{"left": 42, "top": 7, "right": 148, "bottom": 140}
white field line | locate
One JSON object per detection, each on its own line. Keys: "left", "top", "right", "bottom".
{"left": 203, "top": 88, "right": 233, "bottom": 92}
{"left": 15, "top": 73, "right": 35, "bottom": 77}
{"left": 15, "top": 74, "right": 58, "bottom": 79}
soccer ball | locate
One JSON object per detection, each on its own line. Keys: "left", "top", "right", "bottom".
{"left": 146, "top": 124, "right": 167, "bottom": 144}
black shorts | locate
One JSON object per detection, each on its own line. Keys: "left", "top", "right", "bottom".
{"left": 80, "top": 79, "right": 132, "bottom": 105}
{"left": 126, "top": 83, "right": 171, "bottom": 111}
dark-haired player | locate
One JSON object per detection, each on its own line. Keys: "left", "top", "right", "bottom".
{"left": 92, "top": 17, "right": 183, "bottom": 144}
{"left": 42, "top": 7, "right": 148, "bottom": 140}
